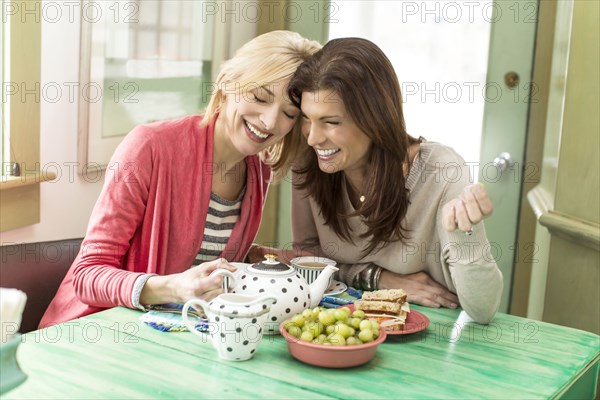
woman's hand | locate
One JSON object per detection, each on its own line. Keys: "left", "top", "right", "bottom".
{"left": 173, "top": 258, "right": 238, "bottom": 303}
{"left": 379, "top": 270, "right": 459, "bottom": 309}
{"left": 140, "top": 258, "right": 238, "bottom": 305}
{"left": 442, "top": 183, "right": 493, "bottom": 233}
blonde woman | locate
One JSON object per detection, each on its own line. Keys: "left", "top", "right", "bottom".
{"left": 40, "top": 31, "right": 321, "bottom": 328}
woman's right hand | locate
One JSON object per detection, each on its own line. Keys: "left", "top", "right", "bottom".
{"left": 379, "top": 270, "right": 459, "bottom": 309}
{"left": 172, "top": 258, "right": 238, "bottom": 303}
{"left": 140, "top": 258, "right": 238, "bottom": 306}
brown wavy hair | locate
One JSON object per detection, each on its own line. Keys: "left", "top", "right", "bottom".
{"left": 288, "top": 38, "right": 421, "bottom": 256}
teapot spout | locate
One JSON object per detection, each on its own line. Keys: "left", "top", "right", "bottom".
{"left": 308, "top": 265, "right": 339, "bottom": 308}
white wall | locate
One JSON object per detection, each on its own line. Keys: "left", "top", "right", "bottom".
{"left": 1, "top": 11, "right": 103, "bottom": 245}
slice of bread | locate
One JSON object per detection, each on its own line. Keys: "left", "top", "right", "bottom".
{"left": 365, "top": 313, "right": 407, "bottom": 332}
{"left": 400, "top": 302, "right": 410, "bottom": 317}
{"left": 354, "top": 300, "right": 401, "bottom": 314}
{"left": 361, "top": 289, "right": 407, "bottom": 304}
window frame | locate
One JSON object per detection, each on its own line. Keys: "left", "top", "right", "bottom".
{"left": 0, "top": 0, "right": 54, "bottom": 232}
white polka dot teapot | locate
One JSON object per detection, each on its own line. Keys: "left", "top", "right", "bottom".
{"left": 224, "top": 255, "right": 339, "bottom": 334}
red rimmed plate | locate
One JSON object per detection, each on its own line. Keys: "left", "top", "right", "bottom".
{"left": 345, "top": 304, "right": 430, "bottom": 336}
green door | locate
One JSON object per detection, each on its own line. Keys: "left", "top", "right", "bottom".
{"left": 479, "top": 1, "right": 538, "bottom": 312}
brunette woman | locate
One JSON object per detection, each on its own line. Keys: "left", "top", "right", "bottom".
{"left": 286, "top": 38, "right": 502, "bottom": 324}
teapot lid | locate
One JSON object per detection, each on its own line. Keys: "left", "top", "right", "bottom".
{"left": 252, "top": 254, "right": 289, "bottom": 272}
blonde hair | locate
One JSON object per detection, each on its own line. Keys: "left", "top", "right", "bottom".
{"left": 201, "top": 30, "right": 321, "bottom": 179}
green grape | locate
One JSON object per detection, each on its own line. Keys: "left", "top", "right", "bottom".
{"left": 315, "top": 334, "right": 327, "bottom": 344}
{"left": 358, "top": 328, "right": 374, "bottom": 343}
{"left": 333, "top": 309, "right": 349, "bottom": 322}
{"left": 291, "top": 314, "right": 306, "bottom": 327}
{"left": 301, "top": 324, "right": 310, "bottom": 332}
{"left": 318, "top": 310, "right": 336, "bottom": 326}
{"left": 328, "top": 333, "right": 346, "bottom": 346}
{"left": 346, "top": 336, "right": 360, "bottom": 346}
{"left": 370, "top": 320, "right": 380, "bottom": 338}
{"left": 300, "top": 331, "right": 314, "bottom": 342}
{"left": 370, "top": 320, "right": 380, "bottom": 332}
{"left": 305, "top": 321, "right": 324, "bottom": 337}
{"left": 336, "top": 324, "right": 353, "bottom": 339}
{"left": 352, "top": 310, "right": 366, "bottom": 319}
{"left": 350, "top": 317, "right": 362, "bottom": 329}
{"left": 326, "top": 325, "right": 337, "bottom": 335}
{"left": 359, "top": 319, "right": 372, "bottom": 331}
{"left": 311, "top": 307, "right": 321, "bottom": 319}
{"left": 301, "top": 309, "right": 313, "bottom": 320}
{"left": 338, "top": 306, "right": 352, "bottom": 316}
{"left": 284, "top": 320, "right": 295, "bottom": 330}
{"left": 287, "top": 325, "right": 302, "bottom": 338}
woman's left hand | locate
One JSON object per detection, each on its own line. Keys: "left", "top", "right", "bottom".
{"left": 442, "top": 183, "right": 493, "bottom": 233}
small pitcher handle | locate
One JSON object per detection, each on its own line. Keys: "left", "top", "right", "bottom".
{"left": 182, "top": 299, "right": 210, "bottom": 340}
{"left": 210, "top": 269, "right": 237, "bottom": 293}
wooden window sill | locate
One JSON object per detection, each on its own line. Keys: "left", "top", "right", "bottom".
{"left": 0, "top": 172, "right": 57, "bottom": 191}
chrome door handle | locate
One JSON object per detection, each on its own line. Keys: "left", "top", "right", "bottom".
{"left": 493, "top": 152, "right": 514, "bottom": 173}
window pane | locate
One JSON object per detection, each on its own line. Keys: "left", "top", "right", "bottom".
{"left": 97, "top": 0, "right": 209, "bottom": 138}
{"left": 329, "top": 0, "right": 493, "bottom": 167}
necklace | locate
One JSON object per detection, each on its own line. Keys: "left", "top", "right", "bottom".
{"left": 346, "top": 177, "right": 365, "bottom": 206}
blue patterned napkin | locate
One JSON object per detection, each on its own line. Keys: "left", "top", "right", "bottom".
{"left": 319, "top": 287, "right": 362, "bottom": 308}
{"left": 139, "top": 303, "right": 208, "bottom": 332}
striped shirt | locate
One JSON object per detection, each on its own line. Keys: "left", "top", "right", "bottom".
{"left": 193, "top": 188, "right": 245, "bottom": 265}
{"left": 131, "top": 188, "right": 245, "bottom": 311}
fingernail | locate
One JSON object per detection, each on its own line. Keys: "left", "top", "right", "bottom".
{"left": 450, "top": 303, "right": 458, "bottom": 308}
{"left": 477, "top": 182, "right": 485, "bottom": 192}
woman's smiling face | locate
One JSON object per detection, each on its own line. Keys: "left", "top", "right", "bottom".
{"left": 221, "top": 79, "right": 300, "bottom": 157}
{"left": 300, "top": 89, "right": 372, "bottom": 176}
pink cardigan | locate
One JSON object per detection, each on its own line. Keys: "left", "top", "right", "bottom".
{"left": 40, "top": 115, "right": 270, "bottom": 328}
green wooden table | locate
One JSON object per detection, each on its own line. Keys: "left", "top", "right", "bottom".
{"left": 4, "top": 306, "right": 599, "bottom": 399}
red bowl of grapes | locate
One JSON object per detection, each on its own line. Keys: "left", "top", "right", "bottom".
{"left": 279, "top": 306, "right": 387, "bottom": 368}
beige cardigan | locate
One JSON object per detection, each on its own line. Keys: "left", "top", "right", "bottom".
{"left": 292, "top": 141, "right": 503, "bottom": 324}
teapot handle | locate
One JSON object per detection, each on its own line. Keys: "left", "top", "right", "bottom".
{"left": 209, "top": 268, "right": 237, "bottom": 293}
{"left": 182, "top": 298, "right": 211, "bottom": 340}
